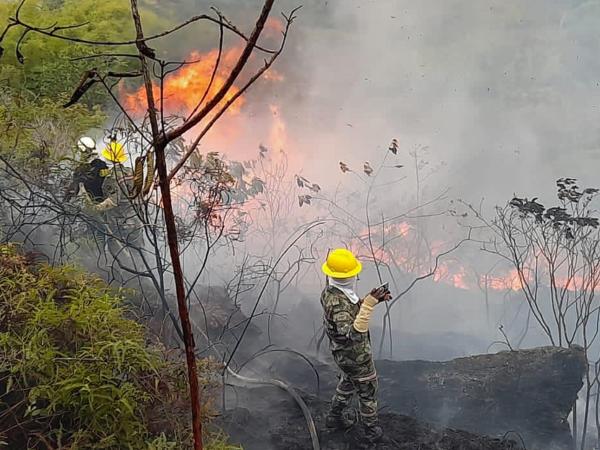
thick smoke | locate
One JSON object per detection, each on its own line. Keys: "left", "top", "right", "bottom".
{"left": 284, "top": 0, "right": 600, "bottom": 355}
{"left": 285, "top": 0, "right": 600, "bottom": 207}
{"left": 130, "top": 2, "right": 600, "bottom": 444}
{"left": 159, "top": 0, "right": 600, "bottom": 201}
{"left": 158, "top": 0, "right": 600, "bottom": 212}
{"left": 147, "top": 0, "right": 600, "bottom": 360}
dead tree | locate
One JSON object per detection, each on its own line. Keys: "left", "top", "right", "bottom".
{"left": 296, "top": 139, "right": 467, "bottom": 359}
{"left": 467, "top": 178, "right": 600, "bottom": 450}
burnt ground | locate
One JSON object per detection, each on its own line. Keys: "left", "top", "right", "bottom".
{"left": 260, "top": 346, "right": 585, "bottom": 449}
{"left": 144, "top": 287, "right": 580, "bottom": 449}
{"left": 217, "top": 386, "right": 520, "bottom": 450}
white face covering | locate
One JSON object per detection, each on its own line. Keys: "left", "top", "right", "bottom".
{"left": 329, "top": 276, "right": 360, "bottom": 304}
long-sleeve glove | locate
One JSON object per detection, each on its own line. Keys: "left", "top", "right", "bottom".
{"left": 353, "top": 295, "right": 379, "bottom": 333}
{"left": 82, "top": 192, "right": 117, "bottom": 213}
{"left": 94, "top": 197, "right": 117, "bottom": 212}
{"left": 82, "top": 192, "right": 97, "bottom": 214}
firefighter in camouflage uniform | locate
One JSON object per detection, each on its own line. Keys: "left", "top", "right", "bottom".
{"left": 321, "top": 248, "right": 391, "bottom": 443}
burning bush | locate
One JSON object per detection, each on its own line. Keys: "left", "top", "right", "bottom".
{"left": 0, "top": 243, "right": 238, "bottom": 450}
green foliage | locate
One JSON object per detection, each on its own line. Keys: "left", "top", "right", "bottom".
{"left": 0, "top": 86, "right": 105, "bottom": 166}
{"left": 0, "top": 0, "right": 164, "bottom": 103}
{"left": 0, "top": 0, "right": 167, "bottom": 165}
{"left": 0, "top": 243, "right": 233, "bottom": 449}
{"left": 0, "top": 243, "right": 157, "bottom": 447}
{"left": 204, "top": 432, "right": 243, "bottom": 450}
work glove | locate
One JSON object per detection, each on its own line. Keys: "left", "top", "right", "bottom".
{"left": 370, "top": 287, "right": 392, "bottom": 302}
{"left": 94, "top": 197, "right": 117, "bottom": 212}
{"left": 82, "top": 192, "right": 97, "bottom": 214}
{"left": 353, "top": 286, "right": 391, "bottom": 333}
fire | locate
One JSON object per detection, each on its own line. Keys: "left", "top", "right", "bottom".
{"left": 120, "top": 45, "right": 287, "bottom": 161}
{"left": 431, "top": 261, "right": 470, "bottom": 290}
{"left": 121, "top": 47, "right": 246, "bottom": 117}
{"left": 268, "top": 104, "right": 287, "bottom": 151}
{"left": 354, "top": 220, "right": 600, "bottom": 294}
{"left": 354, "top": 222, "right": 528, "bottom": 292}
{"left": 483, "top": 269, "right": 523, "bottom": 292}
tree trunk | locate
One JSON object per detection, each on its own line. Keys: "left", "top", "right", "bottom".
{"left": 156, "top": 141, "right": 204, "bottom": 450}
{"left": 573, "top": 399, "right": 578, "bottom": 450}
{"left": 128, "top": 0, "right": 203, "bottom": 447}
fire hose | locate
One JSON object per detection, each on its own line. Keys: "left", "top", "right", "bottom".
{"left": 193, "top": 324, "right": 321, "bottom": 450}
{"left": 225, "top": 367, "right": 320, "bottom": 450}
{"left": 102, "top": 224, "right": 321, "bottom": 449}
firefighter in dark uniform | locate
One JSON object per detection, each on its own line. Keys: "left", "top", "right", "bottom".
{"left": 64, "top": 137, "right": 110, "bottom": 204}
{"left": 65, "top": 137, "right": 142, "bottom": 249}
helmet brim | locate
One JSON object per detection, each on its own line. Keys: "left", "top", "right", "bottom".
{"left": 101, "top": 147, "right": 128, "bottom": 164}
{"left": 322, "top": 261, "right": 362, "bottom": 279}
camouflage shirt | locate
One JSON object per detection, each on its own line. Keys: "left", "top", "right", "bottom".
{"left": 101, "top": 164, "right": 133, "bottom": 210}
{"left": 321, "top": 286, "right": 375, "bottom": 377}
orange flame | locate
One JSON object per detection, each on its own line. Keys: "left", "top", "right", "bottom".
{"left": 353, "top": 222, "right": 600, "bottom": 294}
{"left": 483, "top": 269, "right": 524, "bottom": 292}
{"left": 354, "top": 223, "right": 528, "bottom": 292}
{"left": 268, "top": 104, "right": 287, "bottom": 151}
{"left": 121, "top": 47, "right": 246, "bottom": 117}
{"left": 119, "top": 45, "right": 286, "bottom": 163}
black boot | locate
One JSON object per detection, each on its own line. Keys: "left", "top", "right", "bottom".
{"left": 325, "top": 408, "right": 357, "bottom": 429}
{"left": 363, "top": 424, "right": 384, "bottom": 443}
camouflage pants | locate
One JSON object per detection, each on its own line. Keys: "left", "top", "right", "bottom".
{"left": 329, "top": 369, "right": 379, "bottom": 428}
{"left": 86, "top": 213, "right": 143, "bottom": 249}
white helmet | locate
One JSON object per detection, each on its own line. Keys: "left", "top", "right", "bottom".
{"left": 77, "top": 136, "right": 96, "bottom": 152}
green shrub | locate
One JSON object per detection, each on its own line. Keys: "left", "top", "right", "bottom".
{"left": 0, "top": 0, "right": 165, "bottom": 104}
{"left": 0, "top": 243, "right": 239, "bottom": 449}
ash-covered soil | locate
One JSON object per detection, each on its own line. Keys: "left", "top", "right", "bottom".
{"left": 261, "top": 346, "right": 585, "bottom": 449}
{"left": 218, "top": 386, "right": 520, "bottom": 450}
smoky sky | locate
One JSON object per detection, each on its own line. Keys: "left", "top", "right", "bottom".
{"left": 159, "top": 0, "right": 600, "bottom": 209}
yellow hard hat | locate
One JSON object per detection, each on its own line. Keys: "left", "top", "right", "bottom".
{"left": 102, "top": 141, "right": 128, "bottom": 164}
{"left": 322, "top": 248, "right": 362, "bottom": 278}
